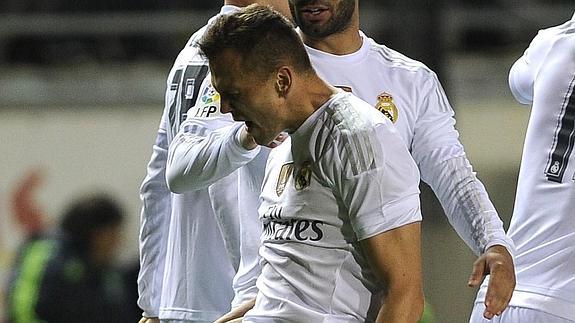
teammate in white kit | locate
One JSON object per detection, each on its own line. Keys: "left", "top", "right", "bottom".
{"left": 197, "top": 5, "right": 424, "bottom": 321}
{"left": 470, "top": 12, "right": 575, "bottom": 323}
{"left": 137, "top": 1, "right": 290, "bottom": 322}
{"left": 287, "top": 0, "right": 516, "bottom": 319}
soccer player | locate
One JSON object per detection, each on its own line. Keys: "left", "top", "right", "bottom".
{"left": 197, "top": 5, "right": 424, "bottom": 321}
{"left": 470, "top": 12, "right": 575, "bottom": 323}
{"left": 137, "top": 1, "right": 291, "bottom": 323}
{"left": 167, "top": 0, "right": 515, "bottom": 321}
{"left": 287, "top": 0, "right": 516, "bottom": 319}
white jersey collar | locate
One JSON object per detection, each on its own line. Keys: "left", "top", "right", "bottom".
{"left": 221, "top": 5, "right": 241, "bottom": 15}
{"left": 303, "top": 30, "right": 370, "bottom": 65}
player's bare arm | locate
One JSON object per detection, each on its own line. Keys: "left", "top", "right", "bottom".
{"left": 360, "top": 222, "right": 424, "bottom": 323}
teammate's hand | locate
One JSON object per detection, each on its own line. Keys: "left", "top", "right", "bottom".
{"left": 267, "top": 132, "right": 288, "bottom": 148}
{"left": 239, "top": 126, "right": 288, "bottom": 150}
{"left": 214, "top": 298, "right": 255, "bottom": 323}
{"left": 239, "top": 126, "right": 258, "bottom": 150}
{"left": 468, "top": 245, "right": 515, "bottom": 319}
{"left": 138, "top": 317, "right": 159, "bottom": 323}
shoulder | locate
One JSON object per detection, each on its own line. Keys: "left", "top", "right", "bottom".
{"left": 318, "top": 94, "right": 391, "bottom": 176}
{"left": 364, "top": 36, "right": 435, "bottom": 78}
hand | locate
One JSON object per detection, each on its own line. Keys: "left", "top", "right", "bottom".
{"left": 468, "top": 245, "right": 515, "bottom": 319}
{"left": 239, "top": 126, "right": 258, "bottom": 150}
{"left": 267, "top": 132, "right": 288, "bottom": 148}
{"left": 239, "top": 127, "right": 288, "bottom": 150}
{"left": 11, "top": 167, "right": 47, "bottom": 236}
{"left": 138, "top": 317, "right": 159, "bottom": 323}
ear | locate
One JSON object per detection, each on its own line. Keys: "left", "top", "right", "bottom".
{"left": 275, "top": 66, "right": 292, "bottom": 98}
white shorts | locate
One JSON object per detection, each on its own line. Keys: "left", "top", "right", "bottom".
{"left": 469, "top": 303, "right": 575, "bottom": 323}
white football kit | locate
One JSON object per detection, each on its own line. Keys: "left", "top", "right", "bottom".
{"left": 471, "top": 12, "right": 575, "bottom": 323}
{"left": 165, "top": 26, "right": 514, "bottom": 318}
{"left": 165, "top": 6, "right": 269, "bottom": 310}
{"left": 137, "top": 6, "right": 243, "bottom": 322}
{"left": 306, "top": 31, "right": 513, "bottom": 257}
{"left": 243, "top": 91, "right": 422, "bottom": 322}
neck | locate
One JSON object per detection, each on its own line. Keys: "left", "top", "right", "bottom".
{"left": 286, "top": 73, "right": 338, "bottom": 133}
{"left": 302, "top": 28, "right": 362, "bottom": 55}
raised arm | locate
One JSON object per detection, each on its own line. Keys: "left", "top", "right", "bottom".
{"left": 165, "top": 76, "right": 262, "bottom": 193}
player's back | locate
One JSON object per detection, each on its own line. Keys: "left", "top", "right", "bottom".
{"left": 506, "top": 13, "right": 575, "bottom": 321}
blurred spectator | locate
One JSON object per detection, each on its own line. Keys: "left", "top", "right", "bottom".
{"left": 5, "top": 172, "right": 135, "bottom": 323}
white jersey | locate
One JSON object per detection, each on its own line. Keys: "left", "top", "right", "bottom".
{"left": 306, "top": 32, "right": 513, "bottom": 256}
{"left": 244, "top": 92, "right": 422, "bottom": 322}
{"left": 474, "top": 13, "right": 575, "bottom": 321}
{"left": 165, "top": 6, "right": 269, "bottom": 309}
{"left": 137, "top": 6, "right": 241, "bottom": 321}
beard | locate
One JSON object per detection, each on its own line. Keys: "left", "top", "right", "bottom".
{"left": 289, "top": 0, "right": 355, "bottom": 38}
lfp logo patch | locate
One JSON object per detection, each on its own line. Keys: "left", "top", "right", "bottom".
{"left": 201, "top": 84, "right": 220, "bottom": 105}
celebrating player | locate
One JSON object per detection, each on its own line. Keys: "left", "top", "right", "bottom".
{"left": 198, "top": 5, "right": 424, "bottom": 321}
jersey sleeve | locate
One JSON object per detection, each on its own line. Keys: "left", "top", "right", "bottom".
{"left": 509, "top": 54, "right": 535, "bottom": 105}
{"left": 412, "top": 73, "right": 514, "bottom": 255}
{"left": 166, "top": 118, "right": 261, "bottom": 193}
{"left": 137, "top": 95, "right": 173, "bottom": 318}
{"left": 137, "top": 58, "right": 212, "bottom": 316}
{"left": 165, "top": 74, "right": 263, "bottom": 193}
{"left": 330, "top": 123, "right": 422, "bottom": 241}
{"left": 509, "top": 29, "right": 556, "bottom": 106}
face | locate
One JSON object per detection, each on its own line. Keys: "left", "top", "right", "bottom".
{"left": 91, "top": 224, "right": 122, "bottom": 266}
{"left": 289, "top": 0, "right": 355, "bottom": 38}
{"left": 210, "top": 50, "right": 286, "bottom": 146}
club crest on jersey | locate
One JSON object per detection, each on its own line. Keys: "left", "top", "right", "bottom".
{"left": 375, "top": 92, "right": 398, "bottom": 123}
{"left": 276, "top": 163, "right": 294, "bottom": 196}
{"left": 294, "top": 161, "right": 312, "bottom": 191}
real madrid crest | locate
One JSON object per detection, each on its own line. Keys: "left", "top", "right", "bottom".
{"left": 294, "top": 161, "right": 312, "bottom": 191}
{"left": 375, "top": 92, "right": 398, "bottom": 123}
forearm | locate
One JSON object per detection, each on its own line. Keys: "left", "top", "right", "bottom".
{"left": 166, "top": 122, "right": 260, "bottom": 193}
{"left": 377, "top": 285, "right": 424, "bottom": 323}
{"left": 214, "top": 298, "right": 255, "bottom": 323}
{"left": 360, "top": 222, "right": 423, "bottom": 323}
{"left": 419, "top": 151, "right": 514, "bottom": 255}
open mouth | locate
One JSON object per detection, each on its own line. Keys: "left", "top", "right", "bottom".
{"left": 301, "top": 6, "right": 329, "bottom": 18}
{"left": 302, "top": 7, "right": 327, "bottom": 14}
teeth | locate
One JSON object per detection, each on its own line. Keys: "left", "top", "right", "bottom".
{"left": 305, "top": 8, "right": 322, "bottom": 14}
